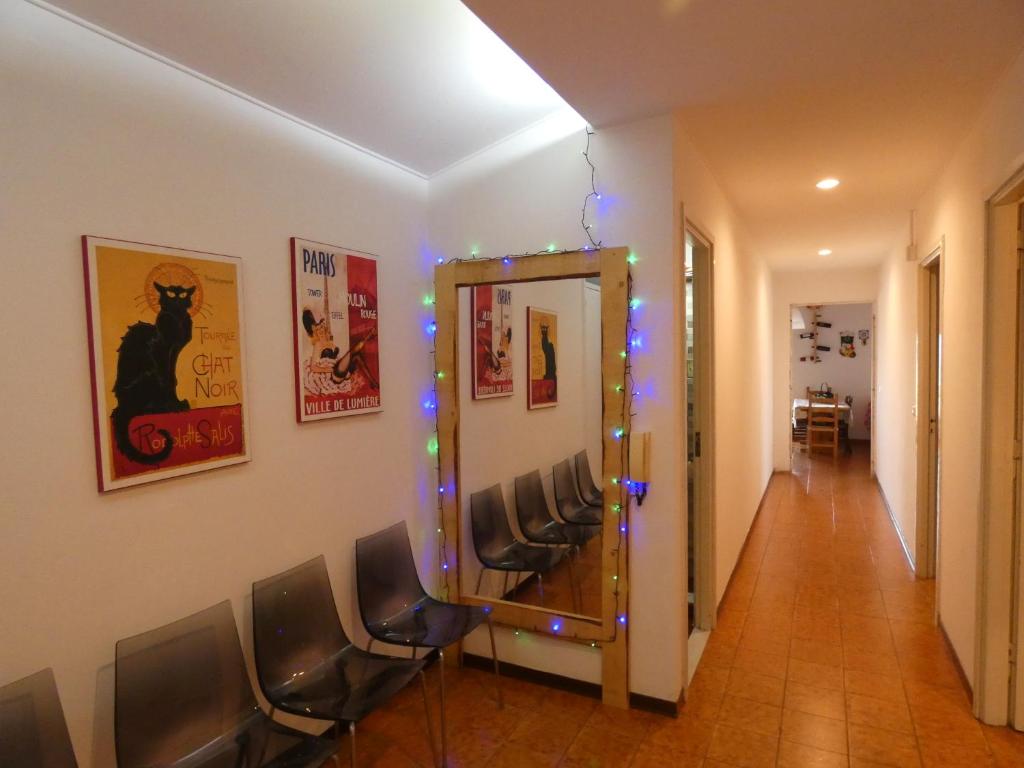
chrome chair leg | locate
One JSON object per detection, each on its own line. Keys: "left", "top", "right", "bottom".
{"left": 419, "top": 670, "right": 440, "bottom": 768}
{"left": 502, "top": 570, "right": 509, "bottom": 598}
{"left": 538, "top": 573, "right": 545, "bottom": 607}
{"left": 476, "top": 567, "right": 485, "bottom": 595}
{"left": 439, "top": 649, "right": 448, "bottom": 767}
{"left": 486, "top": 615, "right": 503, "bottom": 709}
{"left": 348, "top": 721, "right": 356, "bottom": 768}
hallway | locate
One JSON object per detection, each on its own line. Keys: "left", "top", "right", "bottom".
{"left": 331, "top": 448, "right": 1024, "bottom": 766}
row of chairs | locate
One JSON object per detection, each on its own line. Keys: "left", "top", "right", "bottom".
{"left": 0, "top": 522, "right": 499, "bottom": 768}
{"left": 469, "top": 450, "right": 603, "bottom": 610}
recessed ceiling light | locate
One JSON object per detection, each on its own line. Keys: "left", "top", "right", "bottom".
{"left": 818, "top": 248, "right": 833, "bottom": 256}
{"left": 816, "top": 178, "right": 840, "bottom": 190}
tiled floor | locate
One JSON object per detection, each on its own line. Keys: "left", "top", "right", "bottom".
{"left": 338, "top": 446, "right": 1024, "bottom": 766}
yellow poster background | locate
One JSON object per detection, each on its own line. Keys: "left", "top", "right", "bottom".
{"left": 529, "top": 308, "right": 557, "bottom": 379}
{"left": 94, "top": 245, "right": 244, "bottom": 417}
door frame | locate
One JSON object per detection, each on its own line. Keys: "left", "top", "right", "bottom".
{"left": 977, "top": 164, "right": 1024, "bottom": 724}
{"left": 683, "top": 217, "right": 717, "bottom": 636}
{"left": 914, "top": 240, "right": 943, "bottom": 580}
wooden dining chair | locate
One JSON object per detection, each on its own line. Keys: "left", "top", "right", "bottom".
{"left": 806, "top": 387, "right": 840, "bottom": 460}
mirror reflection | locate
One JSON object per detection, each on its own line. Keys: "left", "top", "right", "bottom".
{"left": 458, "top": 277, "right": 603, "bottom": 619}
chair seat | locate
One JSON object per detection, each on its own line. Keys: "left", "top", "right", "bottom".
{"left": 522, "top": 518, "right": 572, "bottom": 545}
{"left": 567, "top": 524, "right": 601, "bottom": 546}
{"left": 481, "top": 541, "right": 566, "bottom": 572}
{"left": 366, "top": 597, "right": 488, "bottom": 648}
{"left": 263, "top": 647, "right": 427, "bottom": 724}
{"left": 581, "top": 489, "right": 603, "bottom": 508}
{"left": 561, "top": 502, "right": 602, "bottom": 525}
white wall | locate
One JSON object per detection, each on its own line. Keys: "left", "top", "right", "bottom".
{"left": 430, "top": 112, "right": 685, "bottom": 701}
{"left": 674, "top": 119, "right": 775, "bottom": 613}
{"left": 875, "top": 48, "right": 1024, "bottom": 692}
{"left": 771, "top": 268, "right": 879, "bottom": 470}
{"left": 0, "top": 5, "right": 432, "bottom": 765}
{"left": 457, "top": 279, "right": 601, "bottom": 601}
{"left": 790, "top": 303, "right": 874, "bottom": 440}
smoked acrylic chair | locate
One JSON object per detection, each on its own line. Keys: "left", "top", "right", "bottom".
{"left": 0, "top": 667, "right": 78, "bottom": 768}
{"left": 470, "top": 483, "right": 567, "bottom": 601}
{"left": 252, "top": 556, "right": 436, "bottom": 768}
{"left": 114, "top": 600, "right": 340, "bottom": 768}
{"left": 356, "top": 521, "right": 502, "bottom": 768}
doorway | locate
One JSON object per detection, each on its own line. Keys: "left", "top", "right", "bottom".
{"left": 685, "top": 224, "right": 714, "bottom": 645}
{"left": 789, "top": 302, "right": 874, "bottom": 465}
{"left": 915, "top": 247, "right": 942, "bottom": 580}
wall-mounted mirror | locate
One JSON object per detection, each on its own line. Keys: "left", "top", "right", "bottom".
{"left": 433, "top": 247, "right": 632, "bottom": 706}
{"left": 458, "top": 276, "right": 604, "bottom": 620}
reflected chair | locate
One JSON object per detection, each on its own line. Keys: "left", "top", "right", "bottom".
{"left": 553, "top": 459, "right": 602, "bottom": 532}
{"left": 0, "top": 668, "right": 78, "bottom": 768}
{"left": 252, "top": 556, "right": 436, "bottom": 768}
{"left": 514, "top": 469, "right": 583, "bottom": 611}
{"left": 114, "top": 600, "right": 339, "bottom": 768}
{"left": 355, "top": 521, "right": 502, "bottom": 768}
{"left": 514, "top": 469, "right": 574, "bottom": 546}
{"left": 574, "top": 450, "right": 604, "bottom": 508}
{"left": 470, "top": 483, "right": 567, "bottom": 601}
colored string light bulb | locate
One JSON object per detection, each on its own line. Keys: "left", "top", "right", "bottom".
{"left": 617, "top": 615, "right": 627, "bottom": 625}
{"left": 423, "top": 295, "right": 435, "bottom": 306}
{"left": 626, "top": 252, "right": 638, "bottom": 265}
{"left": 435, "top": 256, "right": 444, "bottom": 265}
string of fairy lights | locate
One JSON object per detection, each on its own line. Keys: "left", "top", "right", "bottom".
{"left": 424, "top": 127, "right": 643, "bottom": 643}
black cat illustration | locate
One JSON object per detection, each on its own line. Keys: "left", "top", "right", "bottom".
{"left": 540, "top": 324, "right": 556, "bottom": 381}
{"left": 111, "top": 282, "right": 195, "bottom": 464}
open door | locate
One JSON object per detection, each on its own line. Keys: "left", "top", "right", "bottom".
{"left": 685, "top": 224, "right": 715, "bottom": 646}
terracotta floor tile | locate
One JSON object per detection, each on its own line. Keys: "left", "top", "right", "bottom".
{"left": 644, "top": 713, "right": 715, "bottom": 756}
{"left": 628, "top": 741, "right": 705, "bottom": 767}
{"left": 779, "top": 739, "right": 851, "bottom": 767}
{"left": 726, "top": 668, "right": 786, "bottom": 707}
{"left": 848, "top": 722, "right": 922, "bottom": 768}
{"left": 843, "top": 649, "right": 902, "bottom": 678}
{"left": 788, "top": 658, "right": 846, "bottom": 692}
{"left": 792, "top": 637, "right": 845, "bottom": 668}
{"left": 488, "top": 742, "right": 561, "bottom": 768}
{"left": 733, "top": 647, "right": 789, "bottom": 680}
{"left": 786, "top": 681, "right": 848, "bottom": 720}
{"left": 560, "top": 723, "right": 642, "bottom": 767}
{"left": 707, "top": 723, "right": 779, "bottom": 768}
{"left": 844, "top": 670, "right": 906, "bottom": 704}
{"left": 917, "top": 739, "right": 996, "bottom": 768}
{"left": 782, "top": 708, "right": 849, "bottom": 754}
{"left": 909, "top": 702, "right": 988, "bottom": 750}
{"left": 716, "top": 693, "right": 783, "bottom": 737}
{"left": 846, "top": 693, "right": 914, "bottom": 734}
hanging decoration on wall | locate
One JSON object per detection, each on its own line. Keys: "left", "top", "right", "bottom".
{"left": 291, "top": 238, "right": 381, "bottom": 422}
{"left": 799, "top": 305, "right": 825, "bottom": 363}
{"left": 527, "top": 306, "right": 558, "bottom": 409}
{"left": 82, "top": 236, "right": 250, "bottom": 492}
{"left": 858, "top": 328, "right": 871, "bottom": 346}
{"left": 840, "top": 330, "right": 857, "bottom": 358}
{"left": 471, "top": 285, "right": 513, "bottom": 399}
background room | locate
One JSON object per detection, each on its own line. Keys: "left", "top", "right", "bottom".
{"left": 790, "top": 302, "right": 873, "bottom": 457}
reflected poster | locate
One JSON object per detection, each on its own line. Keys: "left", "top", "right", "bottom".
{"left": 527, "top": 306, "right": 558, "bottom": 409}
{"left": 291, "top": 237, "right": 382, "bottom": 422}
{"left": 82, "top": 236, "right": 250, "bottom": 492}
{"left": 471, "top": 285, "right": 513, "bottom": 399}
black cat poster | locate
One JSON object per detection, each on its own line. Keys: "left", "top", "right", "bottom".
{"left": 83, "top": 236, "right": 250, "bottom": 492}
{"left": 526, "top": 306, "right": 558, "bottom": 409}
{"left": 291, "top": 237, "right": 381, "bottom": 422}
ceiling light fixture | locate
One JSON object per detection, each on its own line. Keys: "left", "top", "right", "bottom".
{"left": 818, "top": 248, "right": 833, "bottom": 256}
{"left": 816, "top": 178, "right": 840, "bottom": 190}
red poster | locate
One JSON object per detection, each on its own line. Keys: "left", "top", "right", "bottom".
{"left": 472, "top": 285, "right": 513, "bottom": 399}
{"left": 292, "top": 238, "right": 382, "bottom": 421}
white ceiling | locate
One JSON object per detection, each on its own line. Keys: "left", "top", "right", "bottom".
{"left": 465, "top": 0, "right": 1024, "bottom": 269}
{"left": 41, "top": 0, "right": 569, "bottom": 177}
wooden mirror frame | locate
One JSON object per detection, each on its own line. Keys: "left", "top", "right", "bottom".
{"left": 434, "top": 246, "right": 632, "bottom": 706}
